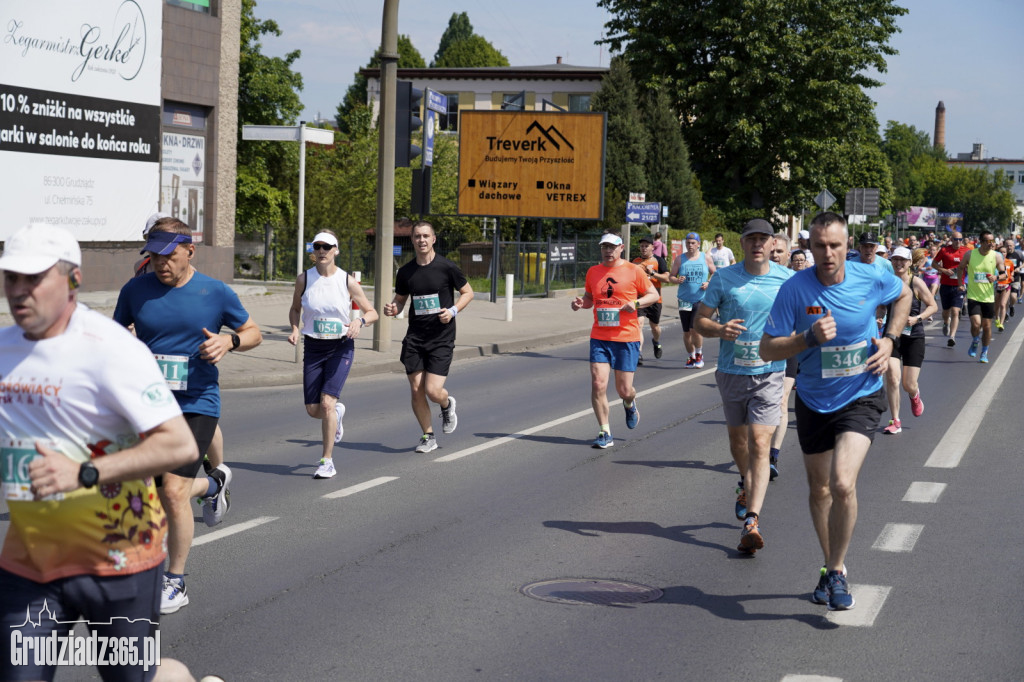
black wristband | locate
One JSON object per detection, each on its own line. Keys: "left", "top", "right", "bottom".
{"left": 803, "top": 328, "right": 820, "bottom": 348}
{"left": 230, "top": 333, "right": 241, "bottom": 350}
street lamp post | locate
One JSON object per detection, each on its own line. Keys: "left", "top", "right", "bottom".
{"left": 373, "top": 0, "right": 400, "bottom": 352}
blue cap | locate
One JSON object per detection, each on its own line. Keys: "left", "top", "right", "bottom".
{"left": 141, "top": 231, "right": 192, "bottom": 255}
{"left": 685, "top": 232, "right": 700, "bottom": 241}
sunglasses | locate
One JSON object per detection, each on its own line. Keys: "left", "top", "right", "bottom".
{"left": 312, "top": 243, "right": 334, "bottom": 251}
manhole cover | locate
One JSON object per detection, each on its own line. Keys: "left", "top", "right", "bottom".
{"left": 521, "top": 579, "right": 663, "bottom": 606}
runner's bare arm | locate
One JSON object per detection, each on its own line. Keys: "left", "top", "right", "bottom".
{"left": 287, "top": 272, "right": 306, "bottom": 346}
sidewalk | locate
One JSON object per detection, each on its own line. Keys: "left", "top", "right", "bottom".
{"left": 2, "top": 282, "right": 623, "bottom": 389}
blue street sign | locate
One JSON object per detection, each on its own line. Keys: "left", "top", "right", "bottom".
{"left": 427, "top": 90, "right": 448, "bottom": 114}
{"left": 424, "top": 109, "right": 436, "bottom": 167}
{"left": 393, "top": 245, "right": 402, "bottom": 256}
{"left": 626, "top": 201, "right": 661, "bottom": 223}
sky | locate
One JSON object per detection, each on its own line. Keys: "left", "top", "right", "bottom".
{"left": 254, "top": 0, "right": 1024, "bottom": 159}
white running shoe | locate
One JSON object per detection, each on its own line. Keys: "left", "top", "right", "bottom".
{"left": 440, "top": 396, "right": 458, "bottom": 434}
{"left": 334, "top": 402, "right": 346, "bottom": 443}
{"left": 201, "top": 464, "right": 232, "bottom": 527}
{"left": 414, "top": 433, "right": 438, "bottom": 453}
{"left": 313, "top": 458, "right": 337, "bottom": 479}
{"left": 161, "top": 576, "right": 189, "bottom": 615}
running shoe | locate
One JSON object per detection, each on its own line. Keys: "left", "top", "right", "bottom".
{"left": 414, "top": 433, "right": 438, "bottom": 453}
{"left": 693, "top": 353, "right": 705, "bottom": 369}
{"left": 996, "top": 321, "right": 1005, "bottom": 332}
{"left": 624, "top": 398, "right": 639, "bottom": 429}
{"left": 685, "top": 356, "right": 696, "bottom": 369}
{"left": 968, "top": 340, "right": 979, "bottom": 357}
{"left": 737, "top": 517, "right": 764, "bottom": 554}
{"left": 653, "top": 342, "right": 663, "bottom": 359}
{"left": 734, "top": 485, "right": 747, "bottom": 520}
{"left": 161, "top": 576, "right": 189, "bottom": 615}
{"left": 1011, "top": 306, "right": 1016, "bottom": 317}
{"left": 947, "top": 338, "right": 956, "bottom": 348}
{"left": 769, "top": 456, "right": 779, "bottom": 481}
{"left": 979, "top": 351, "right": 989, "bottom": 364}
{"left": 313, "top": 458, "right": 336, "bottom": 479}
{"left": 592, "top": 431, "right": 614, "bottom": 449}
{"left": 202, "top": 464, "right": 232, "bottom": 526}
{"left": 883, "top": 419, "right": 902, "bottom": 434}
{"left": 942, "top": 322, "right": 949, "bottom": 336}
{"left": 811, "top": 566, "right": 830, "bottom": 605}
{"left": 334, "top": 402, "right": 346, "bottom": 443}
{"left": 827, "top": 570, "right": 856, "bottom": 610}
{"left": 440, "top": 395, "right": 458, "bottom": 434}
{"left": 910, "top": 392, "right": 924, "bottom": 417}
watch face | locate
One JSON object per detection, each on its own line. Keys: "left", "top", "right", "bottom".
{"left": 80, "top": 462, "right": 99, "bottom": 487}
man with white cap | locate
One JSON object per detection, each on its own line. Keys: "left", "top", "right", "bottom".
{"left": 797, "top": 229, "right": 815, "bottom": 266}
{"left": 384, "top": 221, "right": 473, "bottom": 454}
{"left": 571, "top": 232, "right": 659, "bottom": 448}
{"left": 114, "top": 217, "right": 262, "bottom": 615}
{"left": 0, "top": 224, "right": 200, "bottom": 680}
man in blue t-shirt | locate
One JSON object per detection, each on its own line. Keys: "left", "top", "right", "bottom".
{"left": 760, "top": 212, "right": 909, "bottom": 612}
{"left": 114, "top": 218, "right": 262, "bottom": 615}
{"left": 695, "top": 219, "right": 793, "bottom": 556}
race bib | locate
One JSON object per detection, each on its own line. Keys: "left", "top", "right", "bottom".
{"left": 679, "top": 300, "right": 693, "bottom": 311}
{"left": 311, "top": 317, "right": 346, "bottom": 339}
{"left": 2, "top": 438, "right": 63, "bottom": 502}
{"left": 412, "top": 293, "right": 442, "bottom": 315}
{"left": 821, "top": 340, "right": 867, "bottom": 378}
{"left": 973, "top": 272, "right": 989, "bottom": 283}
{"left": 733, "top": 339, "right": 767, "bottom": 368}
{"left": 154, "top": 354, "right": 189, "bottom": 391}
{"left": 596, "top": 307, "right": 621, "bottom": 327}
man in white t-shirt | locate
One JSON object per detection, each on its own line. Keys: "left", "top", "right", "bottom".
{"left": 0, "top": 224, "right": 201, "bottom": 681}
{"left": 710, "top": 233, "right": 736, "bottom": 268}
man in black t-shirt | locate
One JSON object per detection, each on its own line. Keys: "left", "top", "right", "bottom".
{"left": 384, "top": 222, "right": 474, "bottom": 453}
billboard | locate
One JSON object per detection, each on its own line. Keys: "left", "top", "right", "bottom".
{"left": 0, "top": 0, "right": 162, "bottom": 241}
{"left": 901, "top": 206, "right": 937, "bottom": 228}
{"left": 457, "top": 111, "right": 606, "bottom": 220}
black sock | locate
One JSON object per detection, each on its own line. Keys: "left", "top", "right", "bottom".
{"left": 744, "top": 511, "right": 758, "bottom": 522}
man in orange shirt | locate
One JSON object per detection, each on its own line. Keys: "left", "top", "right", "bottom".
{"left": 572, "top": 233, "right": 660, "bottom": 448}
{"left": 632, "top": 235, "right": 670, "bottom": 363}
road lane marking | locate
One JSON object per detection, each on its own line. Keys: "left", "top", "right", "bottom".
{"left": 824, "top": 584, "right": 891, "bottom": 626}
{"left": 872, "top": 523, "right": 924, "bottom": 552}
{"left": 322, "top": 476, "right": 399, "bottom": 499}
{"left": 433, "top": 368, "right": 716, "bottom": 462}
{"left": 781, "top": 676, "right": 843, "bottom": 682}
{"left": 902, "top": 481, "right": 946, "bottom": 503}
{"left": 193, "top": 516, "right": 278, "bottom": 547}
{"left": 925, "top": 318, "right": 1024, "bottom": 468}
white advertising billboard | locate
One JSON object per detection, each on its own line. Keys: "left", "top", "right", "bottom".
{"left": 0, "top": 0, "right": 162, "bottom": 241}
{"left": 160, "top": 132, "right": 205, "bottom": 241}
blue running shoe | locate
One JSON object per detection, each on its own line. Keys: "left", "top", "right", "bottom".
{"left": 592, "top": 431, "right": 614, "bottom": 449}
{"left": 624, "top": 398, "right": 639, "bottom": 429}
{"left": 968, "top": 340, "right": 979, "bottom": 358}
{"left": 769, "top": 456, "right": 779, "bottom": 481}
{"left": 811, "top": 566, "right": 829, "bottom": 604}
{"left": 979, "top": 352, "right": 989, "bottom": 364}
{"left": 734, "top": 485, "right": 747, "bottom": 520}
{"left": 827, "top": 570, "right": 855, "bottom": 610}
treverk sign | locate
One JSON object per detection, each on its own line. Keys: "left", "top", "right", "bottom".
{"left": 457, "top": 111, "right": 606, "bottom": 220}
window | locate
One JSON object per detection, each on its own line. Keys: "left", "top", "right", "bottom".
{"left": 439, "top": 93, "right": 459, "bottom": 132}
{"left": 568, "top": 94, "right": 592, "bottom": 112}
{"left": 166, "top": 0, "right": 212, "bottom": 13}
{"left": 501, "top": 93, "right": 526, "bottom": 110}
{"left": 1018, "top": 171, "right": 1024, "bottom": 184}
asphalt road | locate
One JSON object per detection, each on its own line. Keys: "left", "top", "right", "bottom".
{"left": 12, "top": 317, "right": 1024, "bottom": 681}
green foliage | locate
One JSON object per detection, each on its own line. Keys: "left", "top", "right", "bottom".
{"left": 919, "top": 164, "right": 1016, "bottom": 231}
{"left": 236, "top": 0, "right": 304, "bottom": 237}
{"left": 641, "top": 88, "right": 702, "bottom": 231}
{"left": 598, "top": 0, "right": 907, "bottom": 215}
{"left": 335, "top": 35, "right": 426, "bottom": 135}
{"left": 881, "top": 121, "right": 945, "bottom": 210}
{"left": 433, "top": 12, "right": 474, "bottom": 66}
{"left": 433, "top": 35, "right": 510, "bottom": 68}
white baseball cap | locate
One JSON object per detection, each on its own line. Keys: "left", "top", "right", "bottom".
{"left": 599, "top": 233, "right": 623, "bottom": 246}
{"left": 798, "top": 230, "right": 810, "bottom": 239}
{"left": 0, "top": 224, "right": 81, "bottom": 275}
{"left": 143, "top": 212, "right": 172, "bottom": 238}
{"left": 890, "top": 246, "right": 912, "bottom": 260}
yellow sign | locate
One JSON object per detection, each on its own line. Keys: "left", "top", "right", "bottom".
{"left": 457, "top": 111, "right": 606, "bottom": 220}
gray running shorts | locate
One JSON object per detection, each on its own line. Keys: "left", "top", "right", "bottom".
{"left": 715, "top": 370, "right": 784, "bottom": 427}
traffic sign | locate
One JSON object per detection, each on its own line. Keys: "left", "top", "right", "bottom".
{"left": 424, "top": 109, "right": 436, "bottom": 167}
{"left": 845, "top": 188, "right": 880, "bottom": 216}
{"left": 426, "top": 90, "right": 448, "bottom": 114}
{"left": 626, "top": 201, "right": 661, "bottom": 223}
{"left": 814, "top": 189, "right": 836, "bottom": 210}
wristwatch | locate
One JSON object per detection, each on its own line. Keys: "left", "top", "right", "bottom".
{"left": 883, "top": 332, "right": 899, "bottom": 343}
{"left": 230, "top": 333, "right": 241, "bottom": 351}
{"left": 78, "top": 461, "right": 99, "bottom": 488}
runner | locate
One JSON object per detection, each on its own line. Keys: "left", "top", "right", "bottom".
{"left": 760, "top": 211, "right": 910, "bottom": 611}
{"left": 383, "top": 221, "right": 473, "bottom": 453}
{"left": 669, "top": 232, "right": 716, "bottom": 368}
{"left": 114, "top": 218, "right": 263, "bottom": 614}
{"left": 994, "top": 243, "right": 1014, "bottom": 332}
{"left": 920, "top": 240, "right": 940, "bottom": 299}
{"left": 288, "top": 230, "right": 379, "bottom": 478}
{"left": 710, "top": 233, "right": 736, "bottom": 268}
{"left": 0, "top": 224, "right": 199, "bottom": 680}
{"left": 881, "top": 247, "right": 937, "bottom": 434}
{"left": 958, "top": 229, "right": 1005, "bottom": 364}
{"left": 768, "top": 233, "right": 795, "bottom": 479}
{"left": 694, "top": 219, "right": 793, "bottom": 554}
{"left": 850, "top": 232, "right": 895, "bottom": 274}
{"left": 932, "top": 230, "right": 970, "bottom": 347}
{"left": 571, "top": 233, "right": 658, "bottom": 449}
{"left": 789, "top": 250, "right": 808, "bottom": 270}
{"left": 797, "top": 230, "right": 815, "bottom": 265}
{"left": 631, "top": 235, "right": 670, "bottom": 364}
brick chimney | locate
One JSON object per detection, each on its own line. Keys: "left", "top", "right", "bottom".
{"left": 556, "top": 56, "right": 562, "bottom": 64}
{"left": 934, "top": 101, "right": 946, "bottom": 151}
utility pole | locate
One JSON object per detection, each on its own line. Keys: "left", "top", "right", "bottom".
{"left": 373, "top": 0, "right": 399, "bottom": 352}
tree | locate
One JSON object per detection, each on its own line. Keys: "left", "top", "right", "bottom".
{"left": 919, "top": 164, "right": 1016, "bottom": 231}
{"left": 335, "top": 35, "right": 426, "bottom": 135}
{"left": 641, "top": 88, "right": 702, "bottom": 231}
{"left": 882, "top": 121, "right": 945, "bottom": 210}
{"left": 598, "top": 0, "right": 908, "bottom": 215}
{"left": 236, "top": 0, "right": 304, "bottom": 236}
{"left": 590, "top": 56, "right": 648, "bottom": 230}
{"left": 432, "top": 12, "right": 473, "bottom": 66}
{"left": 433, "top": 34, "right": 510, "bottom": 68}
